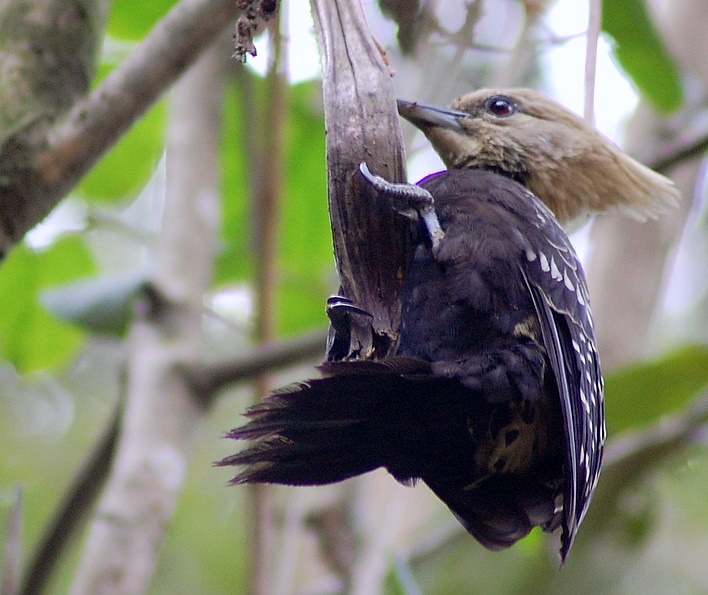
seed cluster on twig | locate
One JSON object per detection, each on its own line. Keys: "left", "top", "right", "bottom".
{"left": 233, "top": 0, "right": 279, "bottom": 62}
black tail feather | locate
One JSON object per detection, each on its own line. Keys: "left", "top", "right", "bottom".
{"left": 217, "top": 357, "right": 565, "bottom": 552}
{"left": 217, "top": 359, "right": 436, "bottom": 485}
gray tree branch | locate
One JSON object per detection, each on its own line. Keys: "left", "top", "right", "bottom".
{"left": 0, "top": 0, "right": 234, "bottom": 257}
{"left": 69, "top": 41, "right": 225, "bottom": 594}
{"left": 0, "top": 0, "right": 107, "bottom": 255}
{"left": 189, "top": 328, "right": 329, "bottom": 401}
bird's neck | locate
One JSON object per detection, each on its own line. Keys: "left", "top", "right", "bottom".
{"left": 477, "top": 165, "right": 529, "bottom": 188}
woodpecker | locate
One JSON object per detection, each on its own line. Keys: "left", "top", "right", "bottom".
{"left": 218, "top": 89, "right": 676, "bottom": 561}
{"left": 219, "top": 168, "right": 603, "bottom": 560}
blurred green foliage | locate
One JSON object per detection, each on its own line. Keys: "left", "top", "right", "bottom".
{"left": 0, "top": 0, "right": 705, "bottom": 594}
{"left": 106, "top": 0, "right": 179, "bottom": 40}
{"left": 605, "top": 344, "right": 708, "bottom": 434}
{"left": 216, "top": 79, "right": 332, "bottom": 335}
{"left": 602, "top": 0, "right": 684, "bottom": 113}
{"left": 76, "top": 101, "right": 166, "bottom": 201}
{"left": 0, "top": 236, "right": 95, "bottom": 373}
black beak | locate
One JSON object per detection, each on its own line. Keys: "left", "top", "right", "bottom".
{"left": 397, "top": 99, "right": 467, "bottom": 131}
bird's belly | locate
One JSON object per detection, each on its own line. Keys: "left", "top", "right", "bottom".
{"left": 466, "top": 393, "right": 555, "bottom": 482}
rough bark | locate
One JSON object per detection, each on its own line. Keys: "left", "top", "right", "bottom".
{"left": 0, "top": 0, "right": 107, "bottom": 255}
{"left": 310, "top": 0, "right": 410, "bottom": 358}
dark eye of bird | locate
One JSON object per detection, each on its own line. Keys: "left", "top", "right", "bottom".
{"left": 485, "top": 96, "right": 517, "bottom": 117}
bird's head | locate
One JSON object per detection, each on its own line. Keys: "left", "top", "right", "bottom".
{"left": 398, "top": 88, "right": 679, "bottom": 228}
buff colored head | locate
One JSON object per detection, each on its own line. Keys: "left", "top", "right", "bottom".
{"left": 398, "top": 88, "right": 679, "bottom": 228}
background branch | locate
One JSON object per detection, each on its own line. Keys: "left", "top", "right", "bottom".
{"left": 190, "top": 328, "right": 329, "bottom": 400}
{"left": 0, "top": 0, "right": 234, "bottom": 256}
{"left": 20, "top": 325, "right": 327, "bottom": 592}
{"left": 20, "top": 401, "right": 121, "bottom": 595}
{"left": 69, "top": 41, "right": 224, "bottom": 593}
{"left": 247, "top": 15, "right": 286, "bottom": 594}
{"left": 583, "top": 0, "right": 601, "bottom": 122}
{"left": 0, "top": 0, "right": 107, "bottom": 255}
{"left": 650, "top": 134, "right": 708, "bottom": 173}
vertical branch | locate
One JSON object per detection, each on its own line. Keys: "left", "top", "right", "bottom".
{"left": 69, "top": 42, "right": 225, "bottom": 594}
{"left": 584, "top": 0, "right": 601, "bottom": 122}
{"left": 247, "top": 16, "right": 286, "bottom": 595}
{"left": 252, "top": 21, "right": 286, "bottom": 345}
{"left": 310, "top": 0, "right": 410, "bottom": 356}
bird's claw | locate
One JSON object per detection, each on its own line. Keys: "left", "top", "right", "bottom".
{"left": 325, "top": 295, "right": 375, "bottom": 362}
{"left": 358, "top": 162, "right": 445, "bottom": 250}
{"left": 326, "top": 295, "right": 373, "bottom": 321}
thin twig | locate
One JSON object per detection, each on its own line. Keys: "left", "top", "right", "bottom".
{"left": 584, "top": 0, "right": 601, "bottom": 123}
{"left": 20, "top": 401, "right": 122, "bottom": 595}
{"left": 189, "top": 327, "right": 329, "bottom": 400}
{"left": 649, "top": 134, "right": 708, "bottom": 174}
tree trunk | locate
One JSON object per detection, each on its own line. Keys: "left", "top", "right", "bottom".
{"left": 69, "top": 41, "right": 224, "bottom": 595}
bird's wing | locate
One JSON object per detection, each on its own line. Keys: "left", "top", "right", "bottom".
{"left": 520, "top": 195, "right": 604, "bottom": 561}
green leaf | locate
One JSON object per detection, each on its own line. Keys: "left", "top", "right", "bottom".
{"left": 77, "top": 101, "right": 166, "bottom": 201}
{"left": 277, "top": 82, "right": 332, "bottom": 335}
{"left": 602, "top": 0, "right": 683, "bottom": 113}
{"left": 41, "top": 268, "right": 150, "bottom": 336}
{"left": 214, "top": 79, "right": 251, "bottom": 285}
{"left": 107, "top": 0, "right": 178, "bottom": 40}
{"left": 0, "top": 236, "right": 96, "bottom": 373}
{"left": 604, "top": 344, "right": 708, "bottom": 435}
{"left": 215, "top": 79, "right": 332, "bottom": 336}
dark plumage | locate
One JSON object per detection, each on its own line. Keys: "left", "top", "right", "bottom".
{"left": 218, "top": 167, "right": 604, "bottom": 561}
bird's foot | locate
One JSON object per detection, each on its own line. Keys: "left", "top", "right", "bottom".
{"left": 326, "top": 295, "right": 373, "bottom": 328}
{"left": 325, "top": 295, "right": 374, "bottom": 362}
{"left": 359, "top": 162, "right": 444, "bottom": 250}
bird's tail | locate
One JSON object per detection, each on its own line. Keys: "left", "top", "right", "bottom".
{"left": 216, "top": 358, "right": 436, "bottom": 486}
{"left": 217, "top": 357, "right": 565, "bottom": 555}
